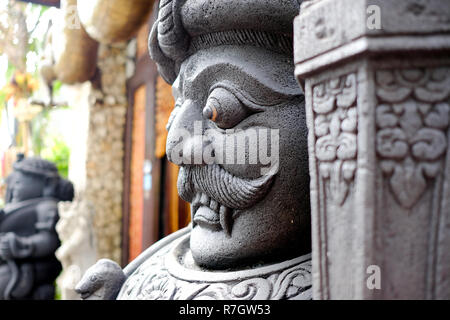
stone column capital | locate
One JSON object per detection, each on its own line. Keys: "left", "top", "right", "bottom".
{"left": 294, "top": 0, "right": 450, "bottom": 77}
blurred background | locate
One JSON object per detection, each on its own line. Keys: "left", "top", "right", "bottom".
{"left": 0, "top": 0, "right": 190, "bottom": 299}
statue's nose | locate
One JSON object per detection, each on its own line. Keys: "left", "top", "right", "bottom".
{"left": 166, "top": 100, "right": 211, "bottom": 166}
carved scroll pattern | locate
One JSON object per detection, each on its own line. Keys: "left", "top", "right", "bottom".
{"left": 118, "top": 246, "right": 312, "bottom": 300}
{"left": 188, "top": 262, "right": 312, "bottom": 300}
{"left": 375, "top": 67, "right": 450, "bottom": 209}
{"left": 312, "top": 73, "right": 358, "bottom": 206}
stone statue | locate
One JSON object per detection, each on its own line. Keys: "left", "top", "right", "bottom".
{"left": 76, "top": 0, "right": 312, "bottom": 300}
{"left": 55, "top": 198, "right": 97, "bottom": 300}
{"left": 0, "top": 157, "right": 74, "bottom": 300}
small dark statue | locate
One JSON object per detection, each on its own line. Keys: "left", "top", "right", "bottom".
{"left": 0, "top": 157, "right": 74, "bottom": 300}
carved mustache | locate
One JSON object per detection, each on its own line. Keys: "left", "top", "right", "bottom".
{"left": 177, "top": 164, "right": 275, "bottom": 211}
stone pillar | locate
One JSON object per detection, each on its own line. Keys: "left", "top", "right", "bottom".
{"left": 294, "top": 0, "right": 450, "bottom": 299}
{"left": 56, "top": 43, "right": 130, "bottom": 299}
{"left": 84, "top": 43, "right": 128, "bottom": 264}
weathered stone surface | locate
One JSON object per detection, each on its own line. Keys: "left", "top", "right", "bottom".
{"left": 77, "top": 0, "right": 312, "bottom": 300}
{"left": 294, "top": 0, "right": 450, "bottom": 77}
{"left": 118, "top": 228, "right": 312, "bottom": 300}
{"left": 58, "top": 43, "right": 129, "bottom": 279}
{"left": 294, "top": 0, "right": 450, "bottom": 299}
{"left": 0, "top": 157, "right": 74, "bottom": 300}
{"left": 76, "top": 259, "right": 126, "bottom": 300}
{"left": 150, "top": 0, "right": 311, "bottom": 271}
{"left": 56, "top": 199, "right": 97, "bottom": 300}
{"left": 82, "top": 44, "right": 128, "bottom": 264}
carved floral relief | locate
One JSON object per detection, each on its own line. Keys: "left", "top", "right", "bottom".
{"left": 312, "top": 73, "right": 358, "bottom": 206}
{"left": 118, "top": 235, "right": 312, "bottom": 300}
{"left": 375, "top": 67, "right": 450, "bottom": 209}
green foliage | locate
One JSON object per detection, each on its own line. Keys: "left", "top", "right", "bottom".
{"left": 52, "top": 80, "right": 63, "bottom": 96}
{"left": 0, "top": 91, "right": 5, "bottom": 124}
{"left": 0, "top": 62, "right": 16, "bottom": 120}
{"left": 0, "top": 2, "right": 72, "bottom": 179}
{"left": 31, "top": 107, "right": 50, "bottom": 156}
{"left": 28, "top": 37, "right": 40, "bottom": 55}
{"left": 27, "top": 4, "right": 51, "bottom": 65}
{"left": 31, "top": 105, "right": 72, "bottom": 180}
{"left": 41, "top": 135, "right": 70, "bottom": 179}
{"left": 5, "top": 62, "right": 15, "bottom": 81}
{"left": 54, "top": 280, "right": 62, "bottom": 300}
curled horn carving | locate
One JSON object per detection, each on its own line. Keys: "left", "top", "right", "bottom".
{"left": 149, "top": 0, "right": 189, "bottom": 84}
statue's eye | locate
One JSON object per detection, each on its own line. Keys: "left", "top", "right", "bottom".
{"left": 202, "top": 88, "right": 250, "bottom": 129}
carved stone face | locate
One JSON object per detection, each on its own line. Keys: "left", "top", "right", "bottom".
{"left": 9, "top": 171, "right": 45, "bottom": 203}
{"left": 166, "top": 45, "right": 311, "bottom": 269}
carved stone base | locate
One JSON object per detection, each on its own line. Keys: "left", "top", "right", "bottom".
{"left": 117, "top": 230, "right": 312, "bottom": 300}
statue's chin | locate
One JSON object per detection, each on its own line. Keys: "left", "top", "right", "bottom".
{"left": 189, "top": 202, "right": 310, "bottom": 270}
{"left": 189, "top": 217, "right": 288, "bottom": 270}
{"left": 190, "top": 223, "right": 237, "bottom": 270}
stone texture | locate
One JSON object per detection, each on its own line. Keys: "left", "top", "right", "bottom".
{"left": 0, "top": 157, "right": 74, "bottom": 300}
{"left": 118, "top": 229, "right": 312, "bottom": 300}
{"left": 56, "top": 199, "right": 97, "bottom": 300}
{"left": 150, "top": 0, "right": 311, "bottom": 270}
{"left": 76, "top": 0, "right": 313, "bottom": 300}
{"left": 294, "top": 0, "right": 450, "bottom": 299}
{"left": 83, "top": 44, "right": 128, "bottom": 264}
{"left": 57, "top": 43, "right": 129, "bottom": 285}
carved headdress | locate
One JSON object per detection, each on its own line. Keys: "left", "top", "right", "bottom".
{"left": 149, "top": 0, "right": 302, "bottom": 84}
{"left": 13, "top": 157, "right": 60, "bottom": 178}
{"left": 12, "top": 157, "right": 74, "bottom": 202}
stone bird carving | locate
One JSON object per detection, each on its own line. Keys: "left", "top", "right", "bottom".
{"left": 75, "top": 259, "right": 126, "bottom": 300}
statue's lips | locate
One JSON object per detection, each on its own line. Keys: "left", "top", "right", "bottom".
{"left": 193, "top": 206, "right": 220, "bottom": 229}
{"left": 192, "top": 192, "right": 224, "bottom": 230}
{"left": 179, "top": 165, "right": 275, "bottom": 236}
{"left": 191, "top": 192, "right": 233, "bottom": 234}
